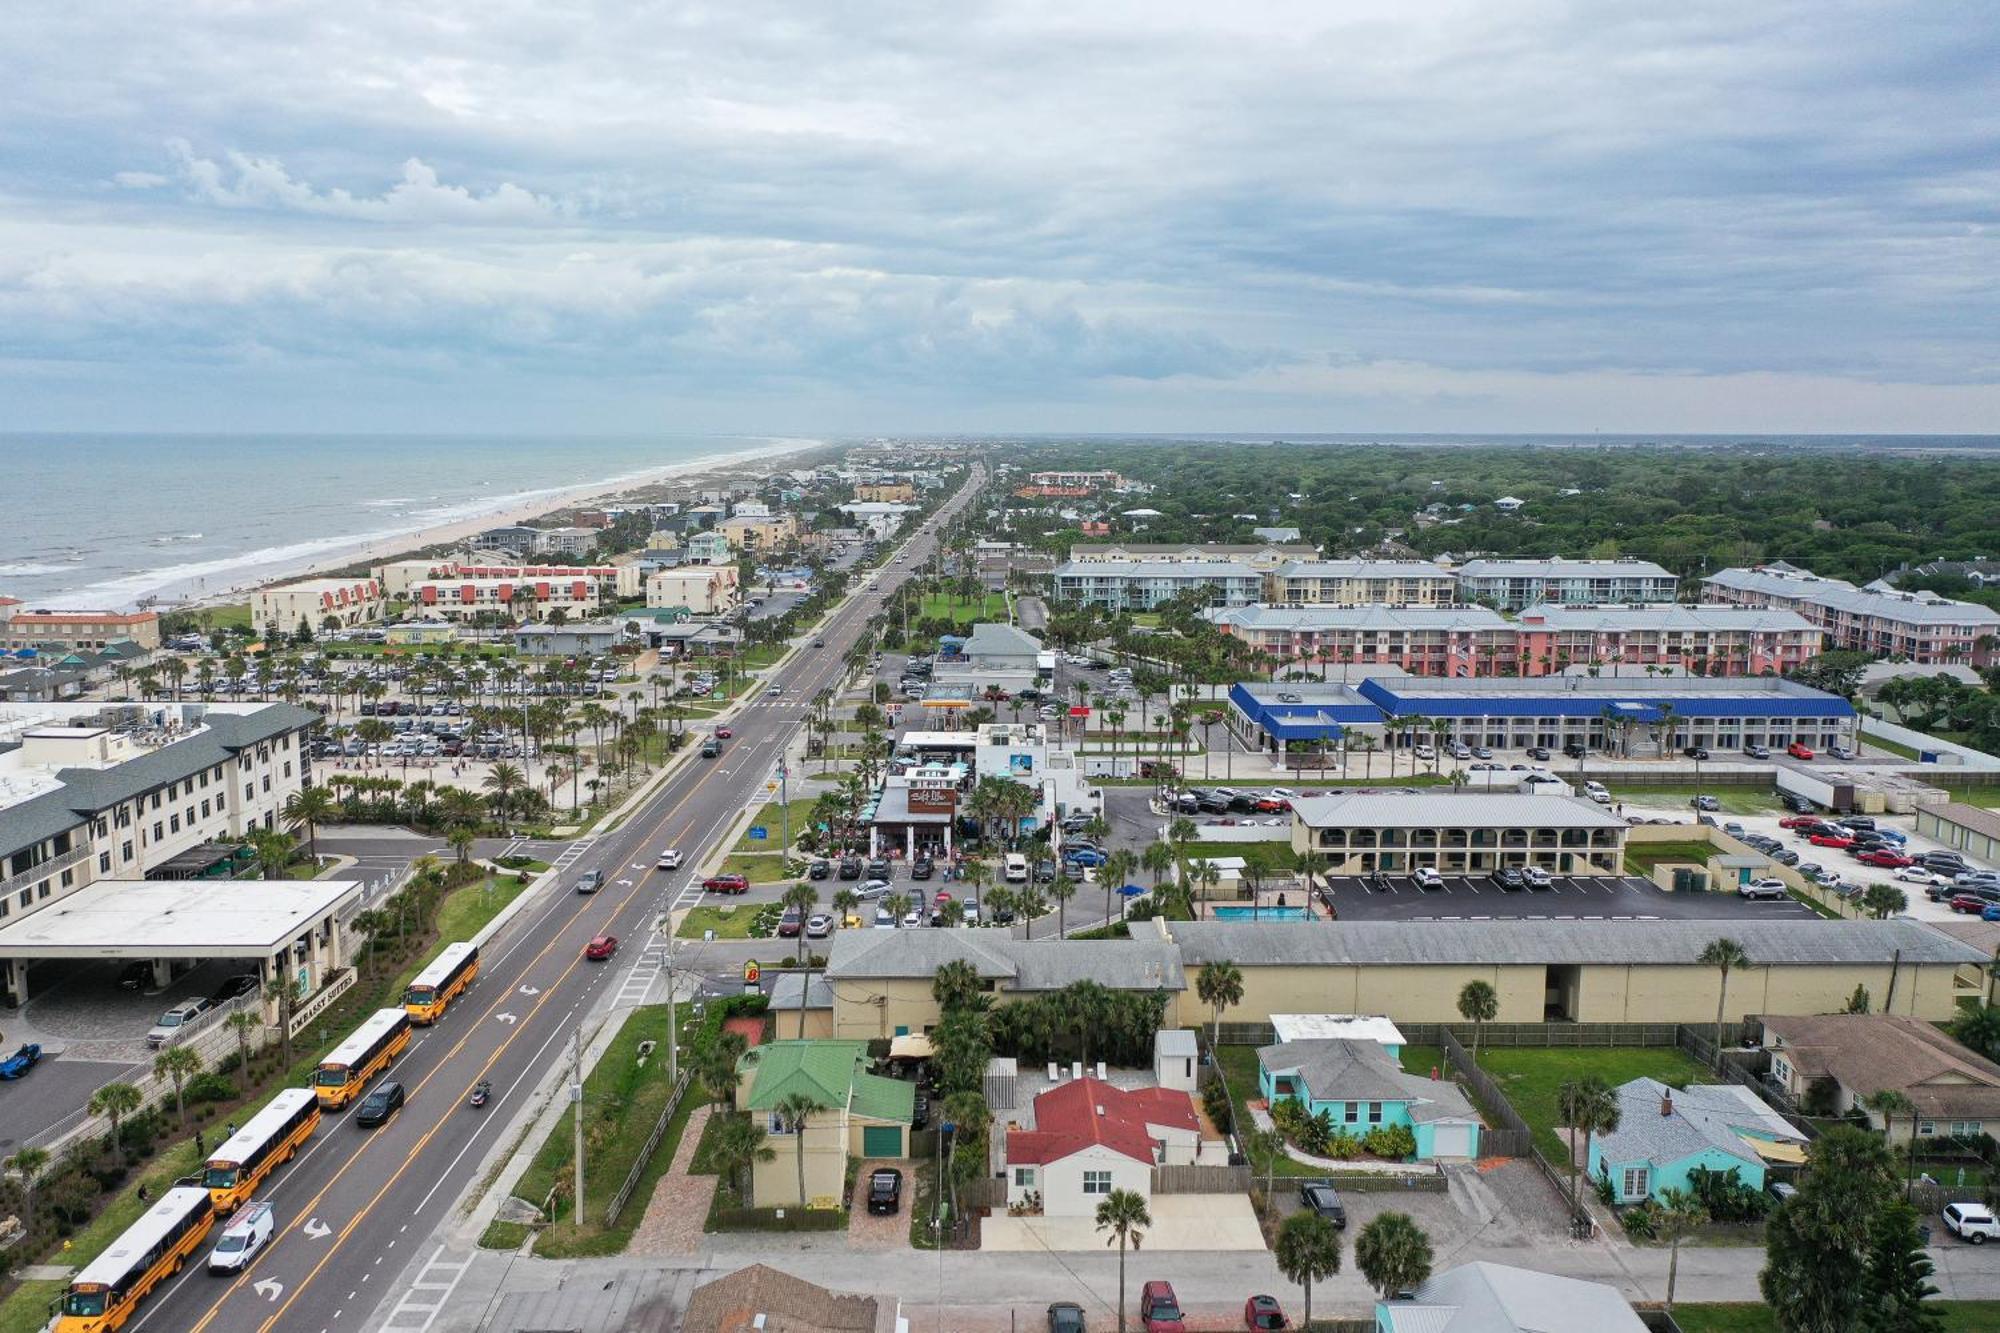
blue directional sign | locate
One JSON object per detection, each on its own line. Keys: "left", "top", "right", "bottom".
{"left": 749, "top": 826, "right": 768, "bottom": 841}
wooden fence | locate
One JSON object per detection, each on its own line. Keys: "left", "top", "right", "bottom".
{"left": 1437, "top": 1026, "right": 1598, "bottom": 1239}
{"left": 1152, "top": 1163, "right": 1252, "bottom": 1194}
{"left": 604, "top": 1069, "right": 692, "bottom": 1226}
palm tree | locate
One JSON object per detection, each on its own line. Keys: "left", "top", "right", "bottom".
{"left": 773, "top": 1092, "right": 819, "bottom": 1207}
{"left": 1095, "top": 1188, "right": 1151, "bottom": 1333}
{"left": 265, "top": 977, "right": 298, "bottom": 1067}
{"left": 1697, "top": 937, "right": 1751, "bottom": 1068}
{"left": 1456, "top": 980, "right": 1498, "bottom": 1062}
{"left": 88, "top": 1081, "right": 144, "bottom": 1160}
{"left": 225, "top": 1009, "right": 261, "bottom": 1072}
{"left": 248, "top": 827, "right": 295, "bottom": 880}
{"left": 1654, "top": 1186, "right": 1709, "bottom": 1313}
{"left": 1556, "top": 1076, "right": 1621, "bottom": 1214}
{"left": 884, "top": 892, "right": 912, "bottom": 927}
{"left": 1100, "top": 848, "right": 1137, "bottom": 926}
{"left": 1355, "top": 1210, "right": 1434, "bottom": 1300}
{"left": 1196, "top": 962, "right": 1244, "bottom": 1049}
{"left": 281, "top": 785, "right": 337, "bottom": 862}
{"left": 706, "top": 1113, "right": 774, "bottom": 1204}
{"left": 483, "top": 761, "right": 527, "bottom": 832}
{"left": 1866, "top": 1087, "right": 1920, "bottom": 1190}
{"left": 1275, "top": 1210, "right": 1342, "bottom": 1328}
{"left": 4, "top": 1146, "right": 50, "bottom": 1225}
{"left": 153, "top": 1045, "right": 203, "bottom": 1125}
{"left": 1046, "top": 872, "right": 1077, "bottom": 939}
{"left": 1246, "top": 1125, "right": 1286, "bottom": 1219}
{"left": 1142, "top": 841, "right": 1174, "bottom": 890}
{"left": 780, "top": 882, "right": 818, "bottom": 965}
{"left": 932, "top": 959, "right": 984, "bottom": 1012}
{"left": 447, "top": 826, "right": 476, "bottom": 866}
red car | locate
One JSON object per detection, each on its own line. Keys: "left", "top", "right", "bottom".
{"left": 702, "top": 873, "right": 750, "bottom": 894}
{"left": 1856, "top": 848, "right": 1914, "bottom": 868}
{"left": 1952, "top": 894, "right": 1994, "bottom": 914}
{"left": 715, "top": 726, "right": 733, "bottom": 739}
{"left": 1809, "top": 832, "right": 1855, "bottom": 848}
{"left": 1245, "top": 1294, "right": 1290, "bottom": 1329}
{"left": 1788, "top": 741, "right": 1816, "bottom": 760}
{"left": 933, "top": 889, "right": 953, "bottom": 906}
{"left": 1779, "top": 815, "right": 1822, "bottom": 829}
{"left": 1139, "top": 1281, "right": 1186, "bottom": 1333}
{"left": 585, "top": 934, "right": 618, "bottom": 960}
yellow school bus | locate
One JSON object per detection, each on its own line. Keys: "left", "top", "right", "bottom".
{"left": 403, "top": 941, "right": 479, "bottom": 1025}
{"left": 315, "top": 1008, "right": 412, "bottom": 1109}
{"left": 57, "top": 1186, "right": 213, "bottom": 1332}
{"left": 202, "top": 1087, "right": 319, "bottom": 1214}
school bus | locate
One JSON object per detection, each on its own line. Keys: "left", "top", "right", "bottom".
{"left": 403, "top": 941, "right": 479, "bottom": 1025}
{"left": 57, "top": 1186, "right": 214, "bottom": 1332}
{"left": 315, "top": 1008, "right": 412, "bottom": 1109}
{"left": 202, "top": 1087, "right": 320, "bottom": 1214}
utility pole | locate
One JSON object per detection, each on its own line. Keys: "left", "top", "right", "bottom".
{"left": 570, "top": 1026, "right": 585, "bottom": 1223}
{"left": 779, "top": 761, "right": 790, "bottom": 857}
{"left": 664, "top": 923, "right": 678, "bottom": 1087}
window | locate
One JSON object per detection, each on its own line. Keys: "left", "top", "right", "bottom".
{"left": 1013, "top": 1168, "right": 1036, "bottom": 1187}
{"left": 766, "top": 1113, "right": 793, "bottom": 1136}
{"left": 1952, "top": 1121, "right": 1983, "bottom": 1138}
{"left": 201, "top": 800, "right": 211, "bottom": 819}
{"left": 1344, "top": 1102, "right": 1359, "bottom": 1124}
{"left": 170, "top": 814, "right": 180, "bottom": 834}
{"left": 1772, "top": 1056, "right": 1792, "bottom": 1084}
{"left": 121, "top": 840, "right": 133, "bottom": 862}
{"left": 1918, "top": 1120, "right": 1938, "bottom": 1137}
{"left": 1620, "top": 1166, "right": 1650, "bottom": 1199}
{"left": 1368, "top": 1102, "right": 1384, "bottom": 1125}
{"left": 99, "top": 853, "right": 111, "bottom": 874}
{"left": 1082, "top": 1170, "right": 1112, "bottom": 1195}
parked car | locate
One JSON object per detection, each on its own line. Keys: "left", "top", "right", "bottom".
{"left": 1525, "top": 746, "right": 1552, "bottom": 761}
{"left": 805, "top": 913, "right": 834, "bottom": 939}
{"left": 808, "top": 859, "right": 831, "bottom": 880}
{"left": 1743, "top": 744, "right": 1772, "bottom": 759}
{"left": 1951, "top": 893, "right": 1999, "bottom": 914}
{"left": 1298, "top": 1179, "right": 1347, "bottom": 1227}
{"left": 1829, "top": 744, "right": 1857, "bottom": 760}
{"left": 1788, "top": 742, "right": 1816, "bottom": 760}
{"left": 0, "top": 1043, "right": 41, "bottom": 1080}
{"left": 115, "top": 960, "right": 153, "bottom": 991}
{"left": 867, "top": 858, "right": 892, "bottom": 879}
{"left": 1778, "top": 814, "right": 1822, "bottom": 829}
{"left": 1066, "top": 847, "right": 1108, "bottom": 868}
{"left": 1412, "top": 868, "right": 1446, "bottom": 891}
{"left": 656, "top": 849, "right": 682, "bottom": 871}
{"left": 354, "top": 1080, "right": 407, "bottom": 1127}
{"left": 1470, "top": 746, "right": 1494, "bottom": 759}
{"left": 585, "top": 934, "right": 618, "bottom": 960}
{"left": 911, "top": 857, "right": 935, "bottom": 880}
{"left": 777, "top": 908, "right": 803, "bottom": 938}
{"left": 1944, "top": 1201, "right": 2000, "bottom": 1243}
{"left": 866, "top": 1168, "right": 903, "bottom": 1215}
{"left": 206, "top": 1200, "right": 275, "bottom": 1273}
{"left": 1139, "top": 1281, "right": 1188, "bottom": 1333}
{"left": 1809, "top": 832, "right": 1856, "bottom": 848}
{"left": 147, "top": 997, "right": 212, "bottom": 1048}
{"left": 1691, "top": 794, "right": 1720, "bottom": 812}
{"left": 1856, "top": 848, "right": 1914, "bottom": 868}
{"left": 1583, "top": 781, "right": 1611, "bottom": 804}
{"left": 703, "top": 873, "right": 751, "bottom": 894}
{"left": 1563, "top": 741, "right": 1588, "bottom": 759}
{"left": 1244, "top": 1294, "right": 1290, "bottom": 1330}
{"left": 1492, "top": 866, "right": 1526, "bottom": 891}
{"left": 1682, "top": 746, "right": 1711, "bottom": 761}
{"left": 1522, "top": 867, "right": 1554, "bottom": 890}
{"left": 839, "top": 856, "right": 864, "bottom": 880}
{"left": 1739, "top": 878, "right": 1789, "bottom": 901}
{"left": 1047, "top": 1302, "right": 1087, "bottom": 1333}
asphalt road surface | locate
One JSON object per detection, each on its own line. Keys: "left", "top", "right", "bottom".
{"left": 123, "top": 469, "right": 980, "bottom": 1333}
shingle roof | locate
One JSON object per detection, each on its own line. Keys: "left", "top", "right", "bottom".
{"left": 1760, "top": 1012, "right": 2000, "bottom": 1120}
{"left": 1386, "top": 1261, "right": 1648, "bottom": 1333}
{"left": 1707, "top": 567, "right": 2000, "bottom": 627}
{"left": 1272, "top": 559, "right": 1454, "bottom": 580}
{"left": 959, "top": 622, "right": 1042, "bottom": 658}
{"left": 1257, "top": 1039, "right": 1477, "bottom": 1123}
{"left": 1926, "top": 802, "right": 2000, "bottom": 843}
{"left": 1513, "top": 604, "right": 1818, "bottom": 633}
{"left": 1165, "top": 919, "right": 1987, "bottom": 968}
{"left": 1592, "top": 1078, "right": 1804, "bottom": 1171}
{"left": 679, "top": 1263, "right": 887, "bottom": 1333}
{"left": 1207, "top": 605, "right": 1509, "bottom": 631}
{"left": 1288, "top": 791, "right": 1627, "bottom": 830}
{"left": 825, "top": 931, "right": 1184, "bottom": 990}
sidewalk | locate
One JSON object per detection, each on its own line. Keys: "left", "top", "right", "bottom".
{"left": 626, "top": 1104, "right": 718, "bottom": 1256}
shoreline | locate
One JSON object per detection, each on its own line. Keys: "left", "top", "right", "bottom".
{"left": 143, "top": 439, "right": 825, "bottom": 613}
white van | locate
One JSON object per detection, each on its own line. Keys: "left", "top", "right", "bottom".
{"left": 208, "top": 1201, "right": 275, "bottom": 1273}
{"left": 1003, "top": 853, "right": 1029, "bottom": 883}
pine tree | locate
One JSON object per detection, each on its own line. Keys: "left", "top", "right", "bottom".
{"left": 1858, "top": 1200, "right": 1942, "bottom": 1333}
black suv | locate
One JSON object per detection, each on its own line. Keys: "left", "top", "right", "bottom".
{"left": 911, "top": 857, "right": 934, "bottom": 880}
{"left": 1492, "top": 866, "right": 1526, "bottom": 891}
{"left": 355, "top": 1081, "right": 407, "bottom": 1127}
{"left": 866, "top": 1168, "right": 903, "bottom": 1215}
{"left": 1563, "top": 741, "right": 1588, "bottom": 759}
{"left": 1299, "top": 1179, "right": 1347, "bottom": 1228}
{"left": 838, "top": 856, "right": 863, "bottom": 880}
{"left": 1682, "top": 746, "right": 1712, "bottom": 761}
{"left": 866, "top": 858, "right": 892, "bottom": 879}
{"left": 808, "top": 859, "right": 831, "bottom": 880}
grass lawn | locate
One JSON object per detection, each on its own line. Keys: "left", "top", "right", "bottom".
{"left": 1675, "top": 1302, "right": 2000, "bottom": 1332}
{"left": 917, "top": 591, "right": 1010, "bottom": 625}
{"left": 732, "top": 798, "right": 822, "bottom": 853}
{"left": 1612, "top": 785, "right": 1779, "bottom": 816}
{"left": 1624, "top": 839, "right": 1718, "bottom": 876}
{"left": 676, "top": 902, "right": 775, "bottom": 940}
{"left": 1451, "top": 1046, "right": 1710, "bottom": 1162}
{"left": 432, "top": 871, "right": 535, "bottom": 945}
{"left": 1189, "top": 841, "right": 1299, "bottom": 878}
{"left": 207, "top": 602, "right": 253, "bottom": 630}
{"left": 717, "top": 852, "right": 796, "bottom": 884}
{"left": 484, "top": 1003, "right": 697, "bottom": 1257}
{"left": 1212, "top": 1044, "right": 1322, "bottom": 1179}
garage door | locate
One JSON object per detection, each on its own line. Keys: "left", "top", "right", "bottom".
{"left": 861, "top": 1125, "right": 903, "bottom": 1158}
{"left": 1430, "top": 1124, "right": 1475, "bottom": 1158}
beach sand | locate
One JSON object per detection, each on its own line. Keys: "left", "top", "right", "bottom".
{"left": 179, "top": 439, "right": 822, "bottom": 611}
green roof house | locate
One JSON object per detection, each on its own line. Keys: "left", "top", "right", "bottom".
{"left": 736, "top": 1040, "right": 914, "bottom": 1209}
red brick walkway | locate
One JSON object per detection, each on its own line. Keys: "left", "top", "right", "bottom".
{"left": 626, "top": 1103, "right": 717, "bottom": 1256}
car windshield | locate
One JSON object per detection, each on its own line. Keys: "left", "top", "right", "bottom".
{"left": 158, "top": 1012, "right": 185, "bottom": 1028}
{"left": 214, "top": 1233, "right": 248, "bottom": 1253}
{"left": 361, "top": 1095, "right": 386, "bottom": 1112}
{"left": 1150, "top": 1300, "right": 1183, "bottom": 1318}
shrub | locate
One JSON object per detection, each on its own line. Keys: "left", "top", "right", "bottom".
{"left": 1201, "top": 1075, "right": 1234, "bottom": 1135}
{"left": 1688, "top": 1165, "right": 1769, "bottom": 1223}
{"left": 1620, "top": 1200, "right": 1661, "bottom": 1239}
{"left": 1363, "top": 1124, "right": 1417, "bottom": 1161}
{"left": 186, "top": 1072, "right": 238, "bottom": 1104}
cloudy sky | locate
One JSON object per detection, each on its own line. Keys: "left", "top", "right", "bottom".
{"left": 3, "top": 1, "right": 1996, "bottom": 434}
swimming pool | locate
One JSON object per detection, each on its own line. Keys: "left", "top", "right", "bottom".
{"left": 1210, "top": 906, "right": 1309, "bottom": 921}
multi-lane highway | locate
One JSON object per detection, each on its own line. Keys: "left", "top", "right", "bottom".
{"left": 122, "top": 466, "right": 979, "bottom": 1333}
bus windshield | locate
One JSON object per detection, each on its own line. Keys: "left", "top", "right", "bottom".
{"left": 402, "top": 985, "right": 435, "bottom": 1006}
{"left": 315, "top": 1067, "right": 350, "bottom": 1087}
{"left": 63, "top": 1290, "right": 108, "bottom": 1317}
{"left": 203, "top": 1165, "right": 239, "bottom": 1190}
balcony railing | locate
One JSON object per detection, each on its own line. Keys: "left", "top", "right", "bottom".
{"left": 0, "top": 842, "right": 90, "bottom": 899}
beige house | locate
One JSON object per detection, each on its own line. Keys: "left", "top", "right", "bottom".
{"left": 736, "top": 1040, "right": 914, "bottom": 1209}
{"left": 769, "top": 973, "right": 835, "bottom": 1040}
{"left": 1289, "top": 792, "right": 1628, "bottom": 877}
{"left": 252, "top": 578, "right": 384, "bottom": 636}
{"left": 0, "top": 604, "right": 161, "bottom": 652}
{"left": 646, "top": 564, "right": 741, "bottom": 615}
{"left": 854, "top": 482, "right": 915, "bottom": 503}
{"left": 1761, "top": 1012, "right": 2000, "bottom": 1142}
{"left": 717, "top": 512, "right": 800, "bottom": 553}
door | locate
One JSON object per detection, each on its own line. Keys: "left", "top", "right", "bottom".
{"left": 862, "top": 1125, "right": 903, "bottom": 1158}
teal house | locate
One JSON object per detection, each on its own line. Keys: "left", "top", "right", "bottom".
{"left": 1257, "top": 1038, "right": 1482, "bottom": 1160}
{"left": 1587, "top": 1078, "right": 1807, "bottom": 1204}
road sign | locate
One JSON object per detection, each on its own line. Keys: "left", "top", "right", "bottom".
{"left": 744, "top": 959, "right": 761, "bottom": 985}
{"left": 749, "top": 826, "right": 768, "bottom": 841}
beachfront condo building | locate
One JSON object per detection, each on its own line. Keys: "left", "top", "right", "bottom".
{"left": 0, "top": 601, "right": 161, "bottom": 653}
{"left": 375, "top": 559, "right": 641, "bottom": 602}
{"left": 1451, "top": 557, "right": 1679, "bottom": 610}
{"left": 1263, "top": 559, "right": 1458, "bottom": 606}
{"left": 1703, "top": 563, "right": 2000, "bottom": 665}
{"left": 1204, "top": 604, "right": 1512, "bottom": 676}
{"left": 716, "top": 511, "right": 801, "bottom": 553}
{"left": 1065, "top": 541, "right": 1319, "bottom": 571}
{"left": 252, "top": 578, "right": 385, "bottom": 637}
{"left": 646, "top": 565, "right": 742, "bottom": 616}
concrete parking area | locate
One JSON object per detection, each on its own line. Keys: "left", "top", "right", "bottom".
{"left": 1318, "top": 872, "right": 1818, "bottom": 922}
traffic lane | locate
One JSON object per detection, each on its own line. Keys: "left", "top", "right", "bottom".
{"left": 1319, "top": 873, "right": 1818, "bottom": 921}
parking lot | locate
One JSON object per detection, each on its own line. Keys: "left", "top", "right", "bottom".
{"left": 1316, "top": 872, "right": 1820, "bottom": 922}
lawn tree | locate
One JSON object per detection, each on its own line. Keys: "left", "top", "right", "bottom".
{"left": 1246, "top": 1126, "right": 1286, "bottom": 1220}
{"left": 88, "top": 1082, "right": 144, "bottom": 1162}
{"left": 1555, "top": 1076, "right": 1621, "bottom": 1215}
{"left": 1095, "top": 1188, "right": 1150, "bottom": 1333}
{"left": 153, "top": 1045, "right": 203, "bottom": 1125}
{"left": 1860, "top": 1200, "right": 1943, "bottom": 1333}
{"left": 1863, "top": 1088, "right": 1918, "bottom": 1191}
{"left": 1355, "top": 1211, "right": 1435, "bottom": 1301}
{"left": 773, "top": 1092, "right": 819, "bottom": 1208}
{"left": 1275, "top": 1209, "right": 1343, "bottom": 1328}
{"left": 706, "top": 1113, "right": 774, "bottom": 1205}
{"left": 780, "top": 881, "right": 818, "bottom": 965}
{"left": 4, "top": 1146, "right": 50, "bottom": 1224}
{"left": 1654, "top": 1186, "right": 1709, "bottom": 1314}
{"left": 1698, "top": 937, "right": 1751, "bottom": 1069}
{"left": 1455, "top": 979, "right": 1498, "bottom": 1062}
{"left": 224, "top": 1008, "right": 260, "bottom": 1073}
{"left": 1195, "top": 961, "right": 1245, "bottom": 1049}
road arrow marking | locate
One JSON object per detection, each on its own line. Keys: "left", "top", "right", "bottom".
{"left": 303, "top": 1217, "right": 331, "bottom": 1239}
{"left": 254, "top": 1279, "right": 284, "bottom": 1301}
{"left": 496, "top": 1012, "right": 519, "bottom": 1026}
{"left": 517, "top": 985, "right": 541, "bottom": 996}
{"left": 616, "top": 878, "right": 634, "bottom": 886}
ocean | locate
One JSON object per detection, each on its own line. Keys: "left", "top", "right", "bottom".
{"left": 0, "top": 434, "right": 816, "bottom": 611}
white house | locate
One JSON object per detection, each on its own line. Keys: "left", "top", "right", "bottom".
{"left": 1004, "top": 1077, "right": 1205, "bottom": 1217}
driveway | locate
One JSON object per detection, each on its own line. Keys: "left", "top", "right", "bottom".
{"left": 848, "top": 1160, "right": 914, "bottom": 1250}
{"left": 982, "top": 1194, "right": 1265, "bottom": 1252}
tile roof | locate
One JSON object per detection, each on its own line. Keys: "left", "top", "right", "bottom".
{"left": 1257, "top": 1039, "right": 1476, "bottom": 1123}
{"left": 1165, "top": 918, "right": 1987, "bottom": 968}
{"left": 679, "top": 1263, "right": 888, "bottom": 1333}
{"left": 1592, "top": 1078, "right": 1804, "bottom": 1172}
{"left": 1760, "top": 1012, "right": 2000, "bottom": 1121}
{"left": 1007, "top": 1077, "right": 1200, "bottom": 1166}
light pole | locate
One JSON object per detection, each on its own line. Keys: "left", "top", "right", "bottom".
{"left": 570, "top": 1026, "right": 585, "bottom": 1225}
